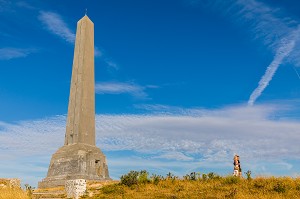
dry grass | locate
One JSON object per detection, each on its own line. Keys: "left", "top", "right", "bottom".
{"left": 33, "top": 185, "right": 64, "bottom": 193}
{"left": 86, "top": 176, "right": 300, "bottom": 199}
{"left": 0, "top": 187, "right": 29, "bottom": 199}
{"left": 87, "top": 180, "right": 119, "bottom": 190}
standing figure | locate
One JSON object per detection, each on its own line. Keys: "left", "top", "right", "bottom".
{"left": 233, "top": 155, "right": 242, "bottom": 177}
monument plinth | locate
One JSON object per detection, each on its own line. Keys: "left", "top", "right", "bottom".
{"left": 39, "top": 15, "right": 110, "bottom": 188}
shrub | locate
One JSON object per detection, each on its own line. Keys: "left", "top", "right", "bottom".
{"left": 166, "top": 172, "right": 174, "bottom": 179}
{"left": 183, "top": 172, "right": 196, "bottom": 181}
{"left": 138, "top": 170, "right": 150, "bottom": 184}
{"left": 208, "top": 172, "right": 220, "bottom": 180}
{"left": 190, "top": 172, "right": 196, "bottom": 181}
{"left": 151, "top": 174, "right": 163, "bottom": 185}
{"left": 273, "top": 182, "right": 286, "bottom": 193}
{"left": 120, "top": 170, "right": 151, "bottom": 186}
{"left": 120, "top": 171, "right": 139, "bottom": 186}
{"left": 202, "top": 173, "right": 207, "bottom": 180}
{"left": 183, "top": 174, "right": 190, "bottom": 180}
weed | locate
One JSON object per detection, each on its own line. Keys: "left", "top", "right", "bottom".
{"left": 245, "top": 170, "right": 252, "bottom": 180}
{"left": 208, "top": 172, "right": 220, "bottom": 180}
{"left": 151, "top": 174, "right": 162, "bottom": 185}
{"left": 202, "top": 173, "right": 207, "bottom": 181}
{"left": 273, "top": 182, "right": 286, "bottom": 193}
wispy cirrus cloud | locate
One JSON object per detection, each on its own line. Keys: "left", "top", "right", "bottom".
{"left": 38, "top": 11, "right": 75, "bottom": 44}
{"left": 95, "top": 81, "right": 156, "bottom": 99}
{"left": 38, "top": 11, "right": 112, "bottom": 62}
{"left": 192, "top": 0, "right": 300, "bottom": 105}
{"left": 0, "top": 47, "right": 36, "bottom": 60}
{"left": 228, "top": 0, "right": 300, "bottom": 106}
{"left": 1, "top": 103, "right": 300, "bottom": 186}
{"left": 15, "top": 1, "right": 36, "bottom": 10}
{"left": 104, "top": 60, "right": 118, "bottom": 70}
{"left": 0, "top": 0, "right": 11, "bottom": 12}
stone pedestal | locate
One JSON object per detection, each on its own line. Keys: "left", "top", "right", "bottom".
{"left": 38, "top": 143, "right": 110, "bottom": 188}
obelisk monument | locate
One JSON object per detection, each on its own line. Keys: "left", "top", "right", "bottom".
{"left": 39, "top": 14, "right": 110, "bottom": 188}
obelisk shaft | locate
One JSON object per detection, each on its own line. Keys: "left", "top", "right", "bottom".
{"left": 38, "top": 15, "right": 110, "bottom": 189}
{"left": 65, "top": 15, "right": 95, "bottom": 146}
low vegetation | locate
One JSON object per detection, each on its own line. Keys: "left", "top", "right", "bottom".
{"left": 2, "top": 171, "right": 300, "bottom": 199}
{"left": 0, "top": 187, "right": 29, "bottom": 199}
{"left": 85, "top": 170, "right": 300, "bottom": 199}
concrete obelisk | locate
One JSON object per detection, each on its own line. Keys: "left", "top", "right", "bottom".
{"left": 39, "top": 15, "right": 110, "bottom": 188}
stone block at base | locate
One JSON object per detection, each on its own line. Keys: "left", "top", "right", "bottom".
{"left": 38, "top": 143, "right": 111, "bottom": 188}
{"left": 65, "top": 179, "right": 86, "bottom": 199}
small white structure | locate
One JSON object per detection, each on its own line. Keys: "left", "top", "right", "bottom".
{"left": 65, "top": 179, "right": 87, "bottom": 199}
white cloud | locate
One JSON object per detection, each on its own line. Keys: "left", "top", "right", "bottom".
{"left": 38, "top": 11, "right": 75, "bottom": 44}
{"left": 0, "top": 47, "right": 36, "bottom": 60}
{"left": 94, "top": 47, "right": 102, "bottom": 57}
{"left": 95, "top": 82, "right": 150, "bottom": 98}
{"left": 95, "top": 105, "right": 300, "bottom": 161}
{"left": 2, "top": 103, "right": 299, "bottom": 161}
{"left": 1, "top": 103, "right": 300, "bottom": 186}
{"left": 105, "top": 60, "right": 118, "bottom": 70}
{"left": 154, "top": 151, "right": 194, "bottom": 161}
{"left": 38, "top": 11, "right": 112, "bottom": 62}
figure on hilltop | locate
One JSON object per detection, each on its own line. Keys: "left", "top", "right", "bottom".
{"left": 233, "top": 154, "right": 242, "bottom": 177}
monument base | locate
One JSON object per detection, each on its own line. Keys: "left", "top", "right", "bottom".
{"left": 38, "top": 143, "right": 110, "bottom": 188}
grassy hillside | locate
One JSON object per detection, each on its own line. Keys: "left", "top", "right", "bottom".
{"left": 85, "top": 171, "right": 300, "bottom": 199}
{"left": 2, "top": 171, "right": 300, "bottom": 198}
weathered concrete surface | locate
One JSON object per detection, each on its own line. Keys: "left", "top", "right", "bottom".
{"left": 39, "top": 15, "right": 110, "bottom": 188}
{"left": 38, "top": 144, "right": 110, "bottom": 188}
{"left": 65, "top": 15, "right": 95, "bottom": 146}
{"left": 65, "top": 179, "right": 86, "bottom": 199}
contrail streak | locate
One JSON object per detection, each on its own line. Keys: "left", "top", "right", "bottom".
{"left": 292, "top": 66, "right": 300, "bottom": 79}
{"left": 248, "top": 31, "right": 299, "bottom": 106}
{"left": 196, "top": 0, "right": 300, "bottom": 105}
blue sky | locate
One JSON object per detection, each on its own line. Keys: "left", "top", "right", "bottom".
{"left": 1, "top": 0, "right": 300, "bottom": 187}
